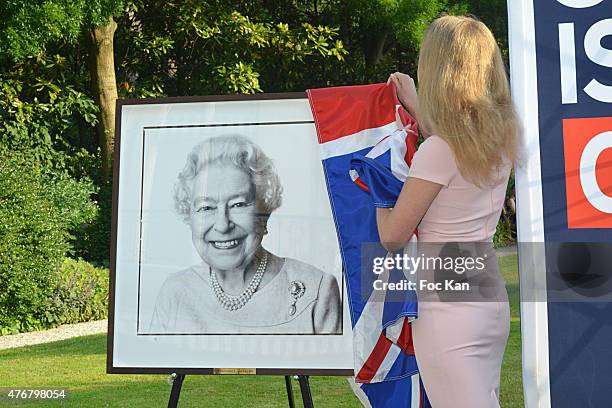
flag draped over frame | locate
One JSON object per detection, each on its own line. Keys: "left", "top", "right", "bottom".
{"left": 307, "top": 84, "right": 430, "bottom": 407}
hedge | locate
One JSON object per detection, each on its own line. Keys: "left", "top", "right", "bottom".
{"left": 0, "top": 151, "right": 97, "bottom": 334}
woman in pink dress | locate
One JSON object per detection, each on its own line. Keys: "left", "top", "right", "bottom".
{"left": 380, "top": 15, "right": 521, "bottom": 407}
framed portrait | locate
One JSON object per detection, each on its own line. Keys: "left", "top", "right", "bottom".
{"left": 107, "top": 93, "right": 354, "bottom": 375}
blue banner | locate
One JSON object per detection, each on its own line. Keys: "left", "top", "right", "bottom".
{"left": 532, "top": 1, "right": 612, "bottom": 406}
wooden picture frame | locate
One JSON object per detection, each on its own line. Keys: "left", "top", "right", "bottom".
{"left": 107, "top": 93, "right": 353, "bottom": 375}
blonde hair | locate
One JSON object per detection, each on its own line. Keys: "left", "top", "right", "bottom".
{"left": 417, "top": 15, "right": 520, "bottom": 186}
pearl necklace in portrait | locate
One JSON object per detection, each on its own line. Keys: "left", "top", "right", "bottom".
{"left": 209, "top": 252, "right": 268, "bottom": 311}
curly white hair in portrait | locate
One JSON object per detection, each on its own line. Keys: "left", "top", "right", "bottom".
{"left": 173, "top": 134, "right": 283, "bottom": 224}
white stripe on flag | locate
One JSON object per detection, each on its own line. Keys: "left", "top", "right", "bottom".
{"left": 352, "top": 293, "right": 386, "bottom": 373}
{"left": 363, "top": 127, "right": 411, "bottom": 181}
{"left": 384, "top": 235, "right": 418, "bottom": 344}
{"left": 319, "top": 122, "right": 399, "bottom": 159}
{"left": 369, "top": 343, "right": 401, "bottom": 383}
{"left": 384, "top": 317, "right": 404, "bottom": 345}
{"left": 411, "top": 374, "right": 421, "bottom": 408}
{"left": 352, "top": 253, "right": 395, "bottom": 373}
{"left": 346, "top": 378, "right": 373, "bottom": 408}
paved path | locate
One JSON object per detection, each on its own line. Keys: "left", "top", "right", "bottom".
{"left": 0, "top": 320, "right": 107, "bottom": 350}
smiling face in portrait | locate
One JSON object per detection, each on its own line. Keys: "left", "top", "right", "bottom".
{"left": 189, "top": 162, "right": 264, "bottom": 272}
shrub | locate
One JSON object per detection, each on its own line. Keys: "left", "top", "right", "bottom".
{"left": 494, "top": 171, "right": 517, "bottom": 248}
{"left": 44, "top": 258, "right": 109, "bottom": 326}
{"left": 494, "top": 210, "right": 516, "bottom": 248}
{"left": 73, "top": 177, "right": 112, "bottom": 267}
{"left": 0, "top": 151, "right": 97, "bottom": 335}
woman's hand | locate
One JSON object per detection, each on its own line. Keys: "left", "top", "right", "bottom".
{"left": 387, "top": 72, "right": 418, "bottom": 118}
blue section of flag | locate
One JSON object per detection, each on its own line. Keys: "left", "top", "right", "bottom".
{"left": 322, "top": 148, "right": 418, "bottom": 327}
{"left": 361, "top": 376, "right": 432, "bottom": 408}
{"left": 384, "top": 350, "right": 419, "bottom": 380}
{"left": 381, "top": 272, "right": 418, "bottom": 330}
{"left": 350, "top": 153, "right": 404, "bottom": 208}
{"left": 322, "top": 147, "right": 377, "bottom": 326}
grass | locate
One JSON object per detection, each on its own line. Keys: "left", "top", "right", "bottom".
{"left": 499, "top": 254, "right": 524, "bottom": 408}
{"left": 0, "top": 255, "right": 523, "bottom": 407}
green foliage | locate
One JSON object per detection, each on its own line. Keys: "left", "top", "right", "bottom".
{"left": 394, "top": 0, "right": 469, "bottom": 49}
{"left": 0, "top": 54, "right": 99, "bottom": 170}
{"left": 0, "top": 0, "right": 124, "bottom": 62}
{"left": 44, "top": 258, "right": 109, "bottom": 326}
{"left": 0, "top": 152, "right": 97, "bottom": 335}
{"left": 494, "top": 172, "right": 517, "bottom": 248}
{"left": 115, "top": 1, "right": 348, "bottom": 96}
{"left": 74, "top": 176, "right": 113, "bottom": 266}
{"left": 272, "top": 0, "right": 450, "bottom": 86}
{"left": 216, "top": 62, "right": 262, "bottom": 94}
{"left": 494, "top": 212, "right": 515, "bottom": 248}
{"left": 0, "top": 0, "right": 85, "bottom": 61}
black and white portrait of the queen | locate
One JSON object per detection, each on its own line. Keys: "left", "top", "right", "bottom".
{"left": 148, "top": 134, "right": 342, "bottom": 334}
{"left": 110, "top": 97, "right": 353, "bottom": 374}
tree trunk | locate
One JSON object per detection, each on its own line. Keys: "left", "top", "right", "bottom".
{"left": 89, "top": 17, "right": 118, "bottom": 174}
{"left": 363, "top": 29, "right": 389, "bottom": 69}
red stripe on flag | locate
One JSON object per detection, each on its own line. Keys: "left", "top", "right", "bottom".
{"left": 420, "top": 381, "right": 424, "bottom": 408}
{"left": 396, "top": 319, "right": 415, "bottom": 355}
{"left": 307, "top": 84, "right": 398, "bottom": 144}
{"left": 355, "top": 333, "right": 393, "bottom": 383}
{"left": 404, "top": 128, "right": 418, "bottom": 167}
{"left": 353, "top": 177, "right": 370, "bottom": 193}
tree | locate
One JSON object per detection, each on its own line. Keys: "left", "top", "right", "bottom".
{"left": 1, "top": 0, "right": 123, "bottom": 171}
{"left": 322, "top": 0, "right": 472, "bottom": 81}
{"left": 89, "top": 16, "right": 119, "bottom": 171}
{"left": 113, "top": 0, "right": 348, "bottom": 97}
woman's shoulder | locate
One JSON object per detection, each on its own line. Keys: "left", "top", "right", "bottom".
{"left": 157, "top": 265, "right": 208, "bottom": 297}
{"left": 419, "top": 134, "right": 453, "bottom": 153}
{"left": 282, "top": 258, "right": 324, "bottom": 280}
{"left": 409, "top": 134, "right": 457, "bottom": 187}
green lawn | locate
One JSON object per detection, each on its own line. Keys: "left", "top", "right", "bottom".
{"left": 0, "top": 255, "right": 523, "bottom": 407}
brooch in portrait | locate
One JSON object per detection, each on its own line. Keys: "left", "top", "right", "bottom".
{"left": 288, "top": 280, "right": 306, "bottom": 316}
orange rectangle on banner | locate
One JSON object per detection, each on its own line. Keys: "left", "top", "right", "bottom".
{"left": 563, "top": 117, "right": 612, "bottom": 228}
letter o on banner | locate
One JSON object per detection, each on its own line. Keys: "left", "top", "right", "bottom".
{"left": 580, "top": 131, "right": 612, "bottom": 213}
{"left": 556, "top": 0, "right": 604, "bottom": 8}
{"left": 584, "top": 19, "right": 612, "bottom": 67}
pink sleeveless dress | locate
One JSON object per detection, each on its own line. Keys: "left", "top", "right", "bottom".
{"left": 407, "top": 135, "right": 511, "bottom": 408}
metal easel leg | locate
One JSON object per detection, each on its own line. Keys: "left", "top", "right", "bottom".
{"left": 297, "top": 375, "right": 314, "bottom": 408}
{"left": 167, "top": 373, "right": 185, "bottom": 408}
{"left": 285, "top": 376, "right": 296, "bottom": 408}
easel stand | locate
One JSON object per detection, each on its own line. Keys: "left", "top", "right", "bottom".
{"left": 167, "top": 373, "right": 314, "bottom": 408}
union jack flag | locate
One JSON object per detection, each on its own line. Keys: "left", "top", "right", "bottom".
{"left": 308, "top": 84, "right": 431, "bottom": 407}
